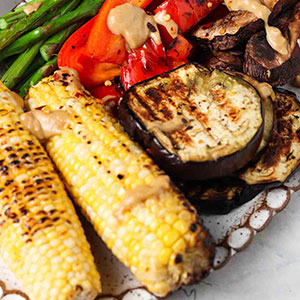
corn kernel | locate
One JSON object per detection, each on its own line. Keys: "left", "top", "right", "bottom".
{"left": 173, "top": 219, "right": 189, "bottom": 235}
{"left": 157, "top": 224, "right": 171, "bottom": 238}
{"left": 163, "top": 229, "right": 180, "bottom": 247}
{"left": 158, "top": 248, "right": 172, "bottom": 265}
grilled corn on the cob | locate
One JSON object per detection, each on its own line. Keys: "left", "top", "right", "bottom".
{"left": 26, "top": 68, "right": 215, "bottom": 297}
{"left": 0, "top": 81, "right": 101, "bottom": 300}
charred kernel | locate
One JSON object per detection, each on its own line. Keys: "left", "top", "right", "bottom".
{"left": 0, "top": 188, "right": 4, "bottom": 193}
{"left": 26, "top": 239, "right": 32, "bottom": 243}
{"left": 13, "top": 218, "right": 19, "bottom": 223}
{"left": 37, "top": 210, "right": 46, "bottom": 215}
{"left": 39, "top": 217, "right": 49, "bottom": 224}
{"left": 0, "top": 166, "right": 8, "bottom": 172}
{"left": 5, "top": 146, "right": 13, "bottom": 151}
{"left": 20, "top": 209, "right": 28, "bottom": 216}
{"left": 49, "top": 209, "right": 57, "bottom": 215}
{"left": 4, "top": 208, "right": 10, "bottom": 216}
{"left": 175, "top": 254, "right": 183, "bottom": 264}
{"left": 189, "top": 223, "right": 197, "bottom": 232}
{"left": 183, "top": 202, "right": 190, "bottom": 208}
{"left": 4, "top": 180, "right": 13, "bottom": 186}
{"left": 117, "top": 174, "right": 124, "bottom": 180}
{"left": 45, "top": 177, "right": 52, "bottom": 181}
{"left": 27, "top": 141, "right": 34, "bottom": 146}
{"left": 35, "top": 179, "right": 44, "bottom": 185}
{"left": 24, "top": 191, "right": 34, "bottom": 197}
{"left": 76, "top": 285, "right": 83, "bottom": 292}
{"left": 10, "top": 160, "right": 20, "bottom": 166}
{"left": 17, "top": 148, "right": 24, "bottom": 152}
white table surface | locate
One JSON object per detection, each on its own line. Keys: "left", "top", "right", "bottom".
{"left": 1, "top": 1, "right": 300, "bottom": 299}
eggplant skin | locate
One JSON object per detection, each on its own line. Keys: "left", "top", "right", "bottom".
{"left": 178, "top": 88, "right": 300, "bottom": 214}
{"left": 119, "top": 63, "right": 264, "bottom": 181}
{"left": 176, "top": 178, "right": 263, "bottom": 214}
{"left": 190, "top": 10, "right": 264, "bottom": 51}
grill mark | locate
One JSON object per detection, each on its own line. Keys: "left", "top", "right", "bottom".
{"left": 131, "top": 90, "right": 157, "bottom": 121}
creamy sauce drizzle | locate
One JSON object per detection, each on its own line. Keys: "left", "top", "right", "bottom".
{"left": 147, "top": 116, "right": 188, "bottom": 134}
{"left": 20, "top": 110, "right": 70, "bottom": 141}
{"left": 224, "top": 0, "right": 288, "bottom": 55}
{"left": 55, "top": 67, "right": 84, "bottom": 96}
{"left": 107, "top": 3, "right": 161, "bottom": 50}
{"left": 0, "top": 91, "right": 24, "bottom": 109}
{"left": 117, "top": 175, "right": 170, "bottom": 218}
{"left": 239, "top": 73, "right": 275, "bottom": 100}
{"left": 154, "top": 11, "right": 178, "bottom": 39}
{"left": 292, "top": 74, "right": 300, "bottom": 87}
{"left": 23, "top": 2, "right": 43, "bottom": 15}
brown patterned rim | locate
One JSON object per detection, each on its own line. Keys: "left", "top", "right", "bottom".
{"left": 0, "top": 281, "right": 29, "bottom": 300}
{"left": 213, "top": 182, "right": 299, "bottom": 270}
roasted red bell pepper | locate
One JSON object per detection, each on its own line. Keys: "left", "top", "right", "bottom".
{"left": 166, "top": 34, "right": 193, "bottom": 61}
{"left": 121, "top": 39, "right": 170, "bottom": 90}
{"left": 58, "top": 17, "right": 121, "bottom": 87}
{"left": 58, "top": 17, "right": 96, "bottom": 71}
{"left": 154, "top": 0, "right": 222, "bottom": 33}
{"left": 86, "top": 0, "right": 153, "bottom": 62}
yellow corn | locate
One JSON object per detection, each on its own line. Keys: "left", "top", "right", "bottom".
{"left": 26, "top": 69, "right": 214, "bottom": 297}
{"left": 0, "top": 81, "right": 101, "bottom": 300}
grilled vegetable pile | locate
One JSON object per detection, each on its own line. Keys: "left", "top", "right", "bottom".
{"left": 0, "top": 0, "right": 104, "bottom": 97}
{"left": 0, "top": 0, "right": 300, "bottom": 298}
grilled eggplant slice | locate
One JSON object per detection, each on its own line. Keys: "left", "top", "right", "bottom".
{"left": 244, "top": 2, "right": 300, "bottom": 86}
{"left": 119, "top": 63, "right": 264, "bottom": 181}
{"left": 190, "top": 10, "right": 264, "bottom": 51}
{"left": 177, "top": 88, "right": 300, "bottom": 214}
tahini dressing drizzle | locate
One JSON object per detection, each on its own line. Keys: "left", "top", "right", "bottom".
{"left": 224, "top": 0, "right": 288, "bottom": 55}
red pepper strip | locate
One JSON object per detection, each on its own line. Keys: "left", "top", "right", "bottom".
{"left": 154, "top": 0, "right": 222, "bottom": 33}
{"left": 86, "top": 0, "right": 153, "bottom": 62}
{"left": 121, "top": 39, "right": 170, "bottom": 90}
{"left": 58, "top": 17, "right": 121, "bottom": 88}
{"left": 166, "top": 34, "right": 193, "bottom": 61}
{"left": 58, "top": 17, "right": 96, "bottom": 70}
